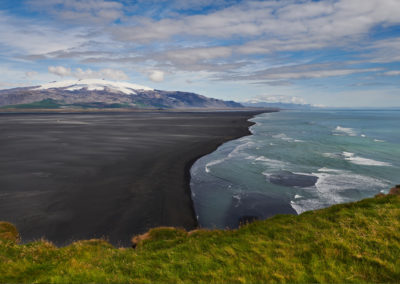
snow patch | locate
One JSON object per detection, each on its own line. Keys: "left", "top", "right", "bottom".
{"left": 34, "top": 79, "right": 153, "bottom": 95}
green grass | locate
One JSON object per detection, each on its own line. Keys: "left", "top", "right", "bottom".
{"left": 1, "top": 100, "right": 136, "bottom": 109}
{"left": 68, "top": 102, "right": 133, "bottom": 108}
{"left": 2, "top": 99, "right": 61, "bottom": 109}
{"left": 1, "top": 193, "right": 399, "bottom": 283}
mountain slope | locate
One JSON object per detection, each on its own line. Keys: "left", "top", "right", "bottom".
{"left": 0, "top": 79, "right": 242, "bottom": 109}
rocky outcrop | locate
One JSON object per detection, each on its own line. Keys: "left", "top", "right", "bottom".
{"left": 389, "top": 185, "right": 400, "bottom": 195}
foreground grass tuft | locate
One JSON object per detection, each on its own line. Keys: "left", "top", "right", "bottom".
{"left": 1, "top": 193, "right": 400, "bottom": 283}
{"left": 0, "top": 222, "right": 20, "bottom": 243}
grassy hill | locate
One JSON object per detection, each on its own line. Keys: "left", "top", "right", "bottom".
{"left": 1, "top": 190, "right": 399, "bottom": 283}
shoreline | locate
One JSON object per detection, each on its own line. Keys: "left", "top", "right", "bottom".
{"left": 0, "top": 110, "right": 270, "bottom": 247}
{"left": 184, "top": 116, "right": 259, "bottom": 229}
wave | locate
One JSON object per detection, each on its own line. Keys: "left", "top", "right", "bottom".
{"left": 323, "top": 152, "right": 392, "bottom": 167}
{"left": 228, "top": 141, "right": 255, "bottom": 158}
{"left": 290, "top": 169, "right": 389, "bottom": 214}
{"left": 272, "top": 133, "right": 292, "bottom": 141}
{"left": 333, "top": 126, "right": 357, "bottom": 136}
{"left": 255, "top": 156, "right": 287, "bottom": 167}
{"left": 271, "top": 133, "right": 304, "bottom": 143}
{"left": 322, "top": 152, "right": 341, "bottom": 159}
{"left": 205, "top": 158, "right": 227, "bottom": 173}
{"left": 318, "top": 167, "right": 344, "bottom": 173}
{"left": 342, "top": 152, "right": 392, "bottom": 167}
{"left": 204, "top": 140, "right": 255, "bottom": 173}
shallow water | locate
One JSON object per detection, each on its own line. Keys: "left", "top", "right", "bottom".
{"left": 190, "top": 109, "right": 400, "bottom": 229}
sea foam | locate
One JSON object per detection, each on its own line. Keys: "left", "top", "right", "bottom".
{"left": 333, "top": 126, "right": 357, "bottom": 136}
{"left": 342, "top": 152, "right": 391, "bottom": 167}
{"left": 204, "top": 140, "right": 255, "bottom": 173}
{"left": 290, "top": 169, "right": 389, "bottom": 214}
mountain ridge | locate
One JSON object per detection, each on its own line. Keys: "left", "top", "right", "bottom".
{"left": 0, "top": 79, "right": 242, "bottom": 109}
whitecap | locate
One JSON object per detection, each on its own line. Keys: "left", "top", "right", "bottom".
{"left": 205, "top": 141, "right": 255, "bottom": 173}
{"left": 342, "top": 152, "right": 391, "bottom": 167}
{"left": 322, "top": 152, "right": 340, "bottom": 159}
{"left": 245, "top": 155, "right": 257, "bottom": 160}
{"left": 290, "top": 170, "right": 389, "bottom": 214}
{"left": 227, "top": 141, "right": 255, "bottom": 159}
{"left": 374, "top": 139, "right": 385, "bottom": 143}
{"left": 272, "top": 133, "right": 294, "bottom": 142}
{"left": 205, "top": 158, "right": 226, "bottom": 173}
{"left": 318, "top": 167, "right": 344, "bottom": 173}
{"left": 256, "top": 156, "right": 287, "bottom": 169}
{"left": 292, "top": 171, "right": 315, "bottom": 177}
{"left": 294, "top": 194, "right": 303, "bottom": 199}
{"left": 314, "top": 171, "right": 387, "bottom": 198}
{"left": 333, "top": 126, "right": 357, "bottom": 136}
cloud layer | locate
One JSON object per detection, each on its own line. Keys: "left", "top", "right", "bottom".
{"left": 48, "top": 66, "right": 129, "bottom": 81}
{"left": 0, "top": 0, "right": 399, "bottom": 106}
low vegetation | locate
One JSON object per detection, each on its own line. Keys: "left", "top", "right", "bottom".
{"left": 1, "top": 99, "right": 61, "bottom": 109}
{"left": 1, "top": 189, "right": 399, "bottom": 283}
{"left": 1, "top": 99, "right": 136, "bottom": 109}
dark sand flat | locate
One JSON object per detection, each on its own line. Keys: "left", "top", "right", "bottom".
{"left": 0, "top": 111, "right": 265, "bottom": 246}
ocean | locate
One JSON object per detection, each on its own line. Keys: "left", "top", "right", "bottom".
{"left": 190, "top": 109, "right": 400, "bottom": 229}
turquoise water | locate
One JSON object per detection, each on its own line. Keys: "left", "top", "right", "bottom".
{"left": 190, "top": 110, "right": 400, "bottom": 229}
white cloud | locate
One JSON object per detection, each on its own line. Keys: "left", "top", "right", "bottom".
{"left": 0, "top": 12, "right": 87, "bottom": 55}
{"left": 148, "top": 70, "right": 164, "bottom": 82}
{"left": 383, "top": 70, "right": 400, "bottom": 76}
{"left": 1, "top": 0, "right": 400, "bottom": 98}
{"left": 219, "top": 62, "right": 382, "bottom": 82}
{"left": 26, "top": 0, "right": 123, "bottom": 24}
{"left": 75, "top": 68, "right": 129, "bottom": 81}
{"left": 48, "top": 66, "right": 71, "bottom": 76}
{"left": 259, "top": 68, "right": 382, "bottom": 80}
{"left": 98, "top": 0, "right": 400, "bottom": 80}
{"left": 48, "top": 66, "right": 129, "bottom": 81}
{"left": 112, "top": 0, "right": 400, "bottom": 47}
{"left": 164, "top": 47, "right": 232, "bottom": 64}
{"left": 25, "top": 71, "right": 38, "bottom": 78}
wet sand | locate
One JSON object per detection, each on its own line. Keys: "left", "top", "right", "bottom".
{"left": 0, "top": 111, "right": 266, "bottom": 246}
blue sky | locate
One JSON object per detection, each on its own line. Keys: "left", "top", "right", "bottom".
{"left": 0, "top": 0, "right": 400, "bottom": 107}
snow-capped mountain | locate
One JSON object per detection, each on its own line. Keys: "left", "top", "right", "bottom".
{"left": 0, "top": 79, "right": 242, "bottom": 109}
{"left": 35, "top": 79, "right": 153, "bottom": 95}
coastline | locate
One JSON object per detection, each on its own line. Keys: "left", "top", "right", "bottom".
{"left": 0, "top": 110, "right": 270, "bottom": 246}
{"left": 184, "top": 113, "right": 261, "bottom": 228}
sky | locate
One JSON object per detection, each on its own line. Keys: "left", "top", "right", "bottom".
{"left": 0, "top": 0, "right": 400, "bottom": 107}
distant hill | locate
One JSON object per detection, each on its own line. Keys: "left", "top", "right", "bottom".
{"left": 0, "top": 79, "right": 242, "bottom": 109}
{"left": 241, "top": 101, "right": 315, "bottom": 110}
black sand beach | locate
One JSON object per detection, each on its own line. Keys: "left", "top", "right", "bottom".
{"left": 0, "top": 111, "right": 265, "bottom": 246}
